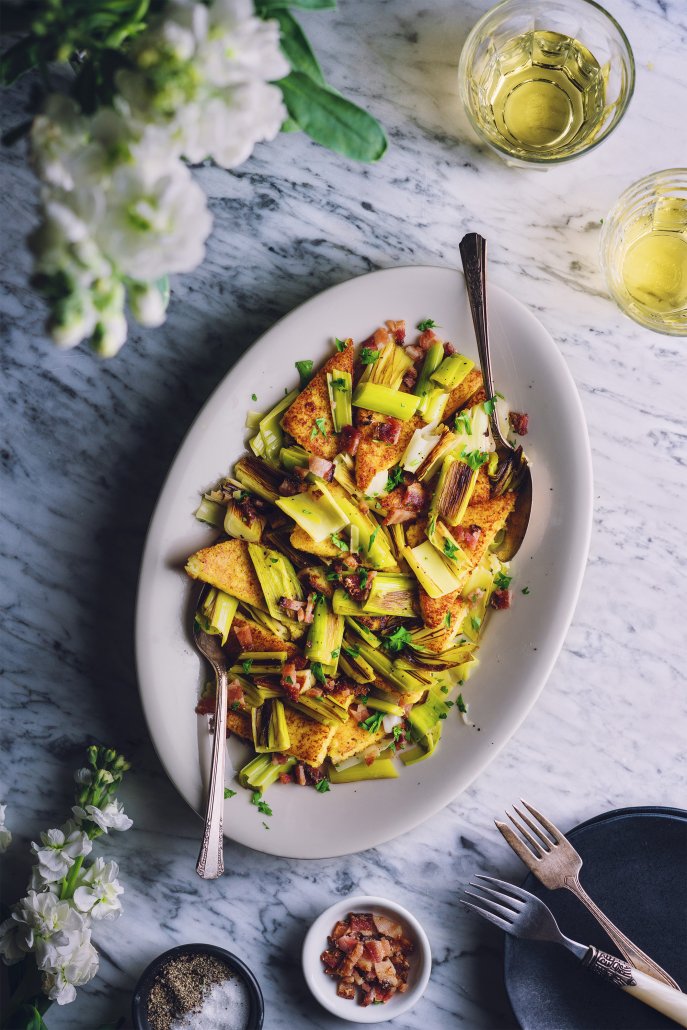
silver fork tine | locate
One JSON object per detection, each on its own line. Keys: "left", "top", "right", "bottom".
{"left": 461, "top": 899, "right": 513, "bottom": 933}
{"left": 475, "top": 874, "right": 535, "bottom": 903}
{"left": 521, "top": 799, "right": 564, "bottom": 842}
{"left": 468, "top": 882, "right": 525, "bottom": 911}
{"left": 507, "top": 810, "right": 547, "bottom": 856}
{"left": 464, "top": 888, "right": 518, "bottom": 921}
{"left": 495, "top": 819, "right": 542, "bottom": 863}
{"left": 513, "top": 803, "right": 554, "bottom": 849}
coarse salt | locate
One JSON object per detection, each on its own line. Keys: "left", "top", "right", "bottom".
{"left": 170, "top": 972, "right": 252, "bottom": 1030}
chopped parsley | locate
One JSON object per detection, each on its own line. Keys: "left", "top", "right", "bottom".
{"left": 315, "top": 778, "right": 331, "bottom": 793}
{"left": 522, "top": 586, "right": 531, "bottom": 595}
{"left": 343, "top": 643, "right": 361, "bottom": 658}
{"left": 295, "top": 359, "right": 314, "bottom": 386}
{"left": 455, "top": 411, "right": 472, "bottom": 436}
{"left": 416, "top": 318, "right": 438, "bottom": 331}
{"left": 444, "top": 612, "right": 452, "bottom": 628}
{"left": 251, "top": 792, "right": 272, "bottom": 816}
{"left": 310, "top": 417, "right": 328, "bottom": 439}
{"left": 330, "top": 649, "right": 340, "bottom": 659}
{"left": 251, "top": 393, "right": 257, "bottom": 402}
{"left": 330, "top": 532, "right": 349, "bottom": 551}
{"left": 358, "top": 568, "right": 369, "bottom": 590}
{"left": 230, "top": 701, "right": 240, "bottom": 712}
{"left": 439, "top": 712, "right": 448, "bottom": 720}
{"left": 385, "top": 465, "right": 404, "bottom": 491}
{"left": 224, "top": 788, "right": 237, "bottom": 799}
{"left": 461, "top": 448, "right": 490, "bottom": 471}
{"left": 361, "top": 710, "right": 384, "bottom": 733}
{"left": 331, "top": 377, "right": 348, "bottom": 391}
{"left": 325, "top": 570, "right": 340, "bottom": 582}
{"left": 382, "top": 625, "right": 413, "bottom": 653}
{"left": 360, "top": 347, "right": 380, "bottom": 366}
{"left": 311, "top": 662, "right": 326, "bottom": 684}
{"left": 470, "top": 615, "right": 481, "bottom": 632}
{"left": 262, "top": 821, "right": 270, "bottom": 830}
{"left": 368, "top": 526, "right": 379, "bottom": 550}
{"left": 483, "top": 397, "right": 496, "bottom": 416}
{"left": 494, "top": 571, "right": 513, "bottom": 590}
{"left": 443, "top": 539, "right": 460, "bottom": 560}
{"left": 334, "top": 338, "right": 347, "bottom": 352}
{"left": 393, "top": 724, "right": 403, "bottom": 743}
{"left": 457, "top": 693, "right": 468, "bottom": 714}
{"left": 440, "top": 685, "right": 449, "bottom": 694}
{"left": 241, "top": 659, "right": 253, "bottom": 675}
{"left": 444, "top": 699, "right": 454, "bottom": 708}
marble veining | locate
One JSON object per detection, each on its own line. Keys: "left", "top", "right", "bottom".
{"left": 1, "top": 0, "right": 686, "bottom": 1027}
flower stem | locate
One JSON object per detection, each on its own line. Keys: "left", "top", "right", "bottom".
{"left": 59, "top": 855, "right": 84, "bottom": 901}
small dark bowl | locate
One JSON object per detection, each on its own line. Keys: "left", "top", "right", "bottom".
{"left": 131, "top": 943, "right": 264, "bottom": 1030}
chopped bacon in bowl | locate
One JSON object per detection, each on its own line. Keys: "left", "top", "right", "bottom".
{"left": 319, "top": 911, "right": 414, "bottom": 1006}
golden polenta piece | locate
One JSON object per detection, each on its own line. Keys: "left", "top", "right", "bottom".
{"left": 470, "top": 467, "right": 491, "bottom": 505}
{"left": 227, "top": 704, "right": 337, "bottom": 767}
{"left": 418, "top": 590, "right": 470, "bottom": 651}
{"left": 225, "top": 616, "right": 298, "bottom": 657}
{"left": 456, "top": 493, "right": 517, "bottom": 567}
{"left": 327, "top": 716, "right": 386, "bottom": 765}
{"left": 355, "top": 413, "right": 422, "bottom": 492}
{"left": 281, "top": 341, "right": 354, "bottom": 460}
{"left": 185, "top": 539, "right": 266, "bottom": 610}
{"left": 373, "top": 675, "right": 425, "bottom": 706}
{"left": 442, "top": 369, "right": 484, "bottom": 420}
{"left": 290, "top": 525, "right": 340, "bottom": 558}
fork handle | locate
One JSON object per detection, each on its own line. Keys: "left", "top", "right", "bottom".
{"left": 582, "top": 948, "right": 687, "bottom": 1026}
{"left": 196, "top": 665, "right": 228, "bottom": 879}
{"left": 565, "top": 878, "right": 681, "bottom": 991}
{"left": 459, "top": 233, "right": 504, "bottom": 445}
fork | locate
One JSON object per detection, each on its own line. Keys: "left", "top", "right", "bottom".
{"left": 193, "top": 608, "right": 230, "bottom": 879}
{"left": 463, "top": 876, "right": 687, "bottom": 1027}
{"left": 495, "top": 800, "right": 681, "bottom": 990}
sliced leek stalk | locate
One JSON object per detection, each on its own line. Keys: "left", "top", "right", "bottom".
{"left": 332, "top": 588, "right": 365, "bottom": 616}
{"left": 403, "top": 540, "right": 464, "bottom": 598}
{"left": 430, "top": 454, "right": 478, "bottom": 526}
{"left": 326, "top": 370, "right": 353, "bottom": 432}
{"left": 413, "top": 340, "right": 444, "bottom": 413}
{"left": 194, "top": 497, "right": 225, "bottom": 528}
{"left": 238, "top": 753, "right": 296, "bottom": 792}
{"left": 355, "top": 640, "right": 433, "bottom": 695}
{"left": 241, "top": 678, "right": 281, "bottom": 707}
{"left": 286, "top": 694, "right": 350, "bottom": 726}
{"left": 358, "top": 340, "right": 412, "bottom": 390}
{"left": 328, "top": 757, "right": 399, "bottom": 782}
{"left": 344, "top": 616, "right": 381, "bottom": 649}
{"left": 426, "top": 516, "right": 469, "bottom": 569}
{"left": 305, "top": 596, "right": 344, "bottom": 669}
{"left": 415, "top": 428, "right": 459, "bottom": 482}
{"left": 256, "top": 388, "right": 299, "bottom": 461}
{"left": 252, "top": 698, "right": 291, "bottom": 753}
{"left": 197, "top": 587, "right": 239, "bottom": 646}
{"left": 224, "top": 500, "right": 265, "bottom": 543}
{"left": 248, "top": 543, "right": 303, "bottom": 621}
{"left": 232, "top": 650, "right": 288, "bottom": 675}
{"left": 338, "top": 649, "right": 376, "bottom": 683}
{"left": 279, "top": 445, "right": 310, "bottom": 471}
{"left": 363, "top": 573, "right": 417, "bottom": 617}
{"left": 234, "top": 456, "right": 281, "bottom": 502}
{"left": 364, "top": 695, "right": 405, "bottom": 716}
{"left": 421, "top": 388, "right": 448, "bottom": 425}
{"left": 430, "top": 353, "right": 474, "bottom": 390}
{"left": 352, "top": 382, "right": 420, "bottom": 421}
{"left": 275, "top": 480, "right": 349, "bottom": 543}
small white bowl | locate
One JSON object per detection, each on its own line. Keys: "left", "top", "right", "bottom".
{"left": 302, "top": 895, "right": 432, "bottom": 1023}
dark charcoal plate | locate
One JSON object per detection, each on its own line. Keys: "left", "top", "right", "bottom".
{"left": 505, "top": 806, "right": 687, "bottom": 1030}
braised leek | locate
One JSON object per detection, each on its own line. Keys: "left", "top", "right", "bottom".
{"left": 238, "top": 753, "right": 296, "bottom": 792}
{"left": 328, "top": 758, "right": 399, "bottom": 782}
{"left": 305, "top": 596, "right": 344, "bottom": 669}
{"left": 352, "top": 382, "right": 420, "bottom": 421}
{"left": 275, "top": 480, "right": 349, "bottom": 543}
{"left": 248, "top": 543, "right": 303, "bottom": 620}
{"left": 326, "top": 370, "right": 353, "bottom": 432}
{"left": 252, "top": 698, "right": 290, "bottom": 753}
{"left": 430, "top": 454, "right": 478, "bottom": 526}
{"left": 430, "top": 353, "right": 474, "bottom": 390}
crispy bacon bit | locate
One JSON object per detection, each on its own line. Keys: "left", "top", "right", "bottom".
{"left": 304, "top": 593, "right": 316, "bottom": 624}
{"left": 418, "top": 328, "right": 437, "bottom": 351}
{"left": 385, "top": 319, "right": 406, "bottom": 344}
{"left": 350, "top": 703, "right": 371, "bottom": 724}
{"left": 309, "top": 455, "right": 334, "bottom": 480}
{"left": 443, "top": 340, "right": 456, "bottom": 356}
{"left": 404, "top": 344, "right": 423, "bottom": 361}
{"left": 340, "top": 424, "right": 361, "bottom": 456}
{"left": 401, "top": 366, "right": 419, "bottom": 390}
{"left": 235, "top": 493, "right": 260, "bottom": 526}
{"left": 373, "top": 327, "right": 393, "bottom": 348}
{"left": 294, "top": 763, "right": 307, "bottom": 786}
{"left": 383, "top": 508, "right": 416, "bottom": 525}
{"left": 278, "top": 474, "right": 307, "bottom": 496}
{"left": 281, "top": 660, "right": 299, "bottom": 700}
{"left": 321, "top": 911, "right": 414, "bottom": 1006}
{"left": 279, "top": 597, "right": 305, "bottom": 612}
{"left": 402, "top": 480, "right": 428, "bottom": 511}
{"left": 227, "top": 679, "right": 245, "bottom": 707}
{"left": 304, "top": 764, "right": 326, "bottom": 786}
{"left": 452, "top": 523, "right": 482, "bottom": 551}
{"left": 195, "top": 694, "right": 215, "bottom": 716}
{"left": 490, "top": 588, "right": 512, "bottom": 610}
{"left": 278, "top": 772, "right": 293, "bottom": 784}
{"left": 234, "top": 623, "right": 253, "bottom": 649}
{"left": 509, "top": 410, "right": 529, "bottom": 436}
{"left": 372, "top": 417, "right": 402, "bottom": 445}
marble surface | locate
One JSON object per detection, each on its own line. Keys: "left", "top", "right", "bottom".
{"left": 1, "top": 0, "right": 686, "bottom": 1027}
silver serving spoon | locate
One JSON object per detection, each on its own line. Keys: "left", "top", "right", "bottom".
{"left": 459, "top": 232, "right": 532, "bottom": 561}
{"left": 193, "top": 598, "right": 229, "bottom": 879}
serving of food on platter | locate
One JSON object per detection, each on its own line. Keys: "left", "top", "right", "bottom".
{"left": 135, "top": 265, "right": 593, "bottom": 859}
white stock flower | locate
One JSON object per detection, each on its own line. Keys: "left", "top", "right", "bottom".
{"left": 30, "top": 827, "right": 92, "bottom": 884}
{"left": 73, "top": 858, "right": 124, "bottom": 920}
{"left": 73, "top": 800, "right": 132, "bottom": 833}
{"left": 41, "top": 927, "right": 99, "bottom": 1005}
{"left": 12, "top": 892, "right": 85, "bottom": 970}
{"left": 129, "top": 281, "right": 168, "bottom": 327}
{"left": 0, "top": 803, "right": 11, "bottom": 853}
{"left": 31, "top": 95, "right": 88, "bottom": 190}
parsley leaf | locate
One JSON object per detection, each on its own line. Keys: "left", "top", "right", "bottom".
{"left": 392, "top": 724, "right": 403, "bottom": 744}
{"left": 440, "top": 685, "right": 449, "bottom": 694}
{"left": 311, "top": 417, "right": 328, "bottom": 439}
{"left": 311, "top": 662, "right": 326, "bottom": 684}
{"left": 358, "top": 567, "right": 369, "bottom": 590}
{"left": 251, "top": 792, "right": 272, "bottom": 816}
{"left": 385, "top": 465, "right": 404, "bottom": 491}
{"left": 444, "top": 612, "right": 452, "bottom": 628}
{"left": 360, "top": 347, "right": 380, "bottom": 366}
{"left": 251, "top": 393, "right": 257, "bottom": 402}
{"left": 457, "top": 693, "right": 468, "bottom": 714}
{"left": 224, "top": 788, "right": 237, "bottom": 799}
{"left": 470, "top": 615, "right": 481, "bottom": 632}
{"left": 455, "top": 411, "right": 472, "bottom": 436}
{"left": 334, "top": 338, "right": 347, "bottom": 352}
{"left": 483, "top": 397, "right": 496, "bottom": 416}
{"left": 241, "top": 659, "right": 253, "bottom": 675}
{"left": 361, "top": 710, "right": 384, "bottom": 733}
{"left": 494, "top": 571, "right": 513, "bottom": 590}
{"left": 295, "top": 359, "right": 314, "bottom": 387}
{"left": 331, "top": 377, "right": 348, "bottom": 391}
{"left": 343, "top": 643, "right": 361, "bottom": 658}
{"left": 522, "top": 586, "right": 531, "bottom": 595}
{"left": 382, "top": 625, "right": 413, "bottom": 653}
{"left": 417, "top": 318, "right": 438, "bottom": 332}
{"left": 443, "top": 539, "right": 460, "bottom": 560}
{"left": 461, "top": 448, "right": 490, "bottom": 471}
{"left": 315, "top": 778, "right": 331, "bottom": 793}
{"left": 325, "top": 570, "right": 340, "bottom": 582}
{"left": 368, "top": 526, "right": 379, "bottom": 551}
{"left": 330, "top": 532, "right": 349, "bottom": 552}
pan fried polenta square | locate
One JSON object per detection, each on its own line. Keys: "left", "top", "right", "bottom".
{"left": 328, "top": 717, "right": 386, "bottom": 765}
{"left": 442, "top": 368, "right": 484, "bottom": 420}
{"left": 355, "top": 413, "right": 422, "bottom": 492}
{"left": 418, "top": 589, "right": 470, "bottom": 651}
{"left": 185, "top": 539, "right": 266, "bottom": 609}
{"left": 281, "top": 341, "right": 354, "bottom": 460}
{"left": 290, "top": 525, "right": 340, "bottom": 559}
{"left": 458, "top": 493, "right": 517, "bottom": 566}
{"left": 225, "top": 617, "right": 298, "bottom": 657}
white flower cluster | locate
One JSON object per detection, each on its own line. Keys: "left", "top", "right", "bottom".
{"left": 30, "top": 0, "right": 287, "bottom": 355}
{"left": 0, "top": 789, "right": 131, "bottom": 1005}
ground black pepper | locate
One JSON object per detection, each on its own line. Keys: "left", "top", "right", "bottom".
{"left": 146, "top": 952, "right": 238, "bottom": 1030}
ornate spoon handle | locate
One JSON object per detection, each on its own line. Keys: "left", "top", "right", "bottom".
{"left": 196, "top": 664, "right": 228, "bottom": 879}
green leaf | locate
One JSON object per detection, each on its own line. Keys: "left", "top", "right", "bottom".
{"left": 17, "top": 1004, "right": 49, "bottom": 1030}
{"left": 281, "top": 116, "right": 301, "bottom": 133}
{"left": 277, "top": 71, "right": 387, "bottom": 163}
{"left": 273, "top": 10, "right": 325, "bottom": 85}
{"left": 257, "top": 0, "right": 336, "bottom": 12}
